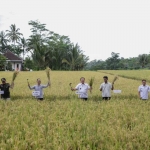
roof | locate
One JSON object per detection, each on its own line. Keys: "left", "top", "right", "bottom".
{"left": 3, "top": 50, "right": 22, "bottom": 61}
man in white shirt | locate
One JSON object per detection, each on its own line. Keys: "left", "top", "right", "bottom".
{"left": 100, "top": 76, "right": 114, "bottom": 100}
{"left": 28, "top": 78, "right": 50, "bottom": 100}
{"left": 138, "top": 79, "right": 149, "bottom": 100}
{"left": 71, "top": 77, "right": 92, "bottom": 101}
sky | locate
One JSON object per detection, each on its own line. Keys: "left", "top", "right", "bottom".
{"left": 0, "top": 0, "right": 150, "bottom": 61}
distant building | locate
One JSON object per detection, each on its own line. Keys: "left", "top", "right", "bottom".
{"left": 3, "top": 50, "right": 23, "bottom": 71}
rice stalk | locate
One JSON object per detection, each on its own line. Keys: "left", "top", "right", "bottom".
{"left": 45, "top": 67, "right": 51, "bottom": 87}
{"left": 89, "top": 77, "right": 94, "bottom": 93}
{"left": 112, "top": 76, "right": 118, "bottom": 84}
{"left": 12, "top": 70, "right": 19, "bottom": 82}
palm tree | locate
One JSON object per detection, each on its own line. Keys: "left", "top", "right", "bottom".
{"left": 6, "top": 24, "right": 23, "bottom": 45}
{"left": 27, "top": 35, "right": 50, "bottom": 69}
{"left": 0, "top": 31, "right": 10, "bottom": 53}
{"left": 17, "top": 38, "right": 28, "bottom": 61}
{"left": 62, "top": 43, "right": 88, "bottom": 70}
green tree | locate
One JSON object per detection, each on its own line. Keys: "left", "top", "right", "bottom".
{"left": 0, "top": 31, "right": 10, "bottom": 53}
{"left": 6, "top": 24, "right": 23, "bottom": 45}
{"left": 106, "top": 52, "right": 120, "bottom": 70}
{"left": 62, "top": 43, "right": 89, "bottom": 70}
{"left": 0, "top": 54, "right": 6, "bottom": 71}
{"left": 17, "top": 38, "right": 28, "bottom": 60}
{"left": 138, "top": 54, "right": 149, "bottom": 68}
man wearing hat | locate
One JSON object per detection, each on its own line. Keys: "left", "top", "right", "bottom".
{"left": 0, "top": 78, "right": 14, "bottom": 100}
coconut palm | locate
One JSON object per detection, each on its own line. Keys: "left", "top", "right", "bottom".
{"left": 6, "top": 24, "right": 23, "bottom": 45}
{"left": 62, "top": 43, "right": 89, "bottom": 70}
{"left": 17, "top": 38, "right": 28, "bottom": 60}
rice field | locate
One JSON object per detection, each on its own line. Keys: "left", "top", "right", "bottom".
{"left": 98, "top": 70, "right": 150, "bottom": 82}
{"left": 0, "top": 71, "right": 150, "bottom": 150}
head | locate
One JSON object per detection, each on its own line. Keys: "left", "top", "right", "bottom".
{"left": 80, "top": 77, "right": 85, "bottom": 84}
{"left": 1, "top": 78, "right": 6, "bottom": 84}
{"left": 37, "top": 78, "right": 41, "bottom": 85}
{"left": 103, "top": 76, "right": 108, "bottom": 83}
{"left": 142, "top": 79, "right": 146, "bottom": 86}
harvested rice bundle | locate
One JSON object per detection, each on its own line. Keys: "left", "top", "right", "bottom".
{"left": 112, "top": 76, "right": 118, "bottom": 84}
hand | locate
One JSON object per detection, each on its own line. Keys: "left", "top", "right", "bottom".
{"left": 48, "top": 81, "right": 50, "bottom": 86}
{"left": 71, "top": 87, "right": 74, "bottom": 91}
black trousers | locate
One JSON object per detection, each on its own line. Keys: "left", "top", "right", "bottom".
{"left": 37, "top": 98, "right": 44, "bottom": 100}
{"left": 81, "top": 98, "right": 88, "bottom": 101}
{"left": 102, "top": 97, "right": 111, "bottom": 100}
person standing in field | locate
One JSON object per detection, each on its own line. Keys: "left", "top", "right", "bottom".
{"left": 71, "top": 77, "right": 92, "bottom": 101}
{"left": 0, "top": 78, "right": 14, "bottom": 100}
{"left": 100, "top": 76, "right": 114, "bottom": 100}
{"left": 138, "top": 79, "right": 150, "bottom": 100}
{"left": 28, "top": 78, "right": 50, "bottom": 100}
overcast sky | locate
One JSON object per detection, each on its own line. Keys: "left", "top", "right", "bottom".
{"left": 0, "top": 0, "right": 150, "bottom": 61}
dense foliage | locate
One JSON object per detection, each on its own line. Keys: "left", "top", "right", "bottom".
{"left": 86, "top": 52, "right": 150, "bottom": 70}
{"left": 0, "top": 21, "right": 89, "bottom": 70}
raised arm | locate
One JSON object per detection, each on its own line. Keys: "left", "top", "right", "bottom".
{"left": 10, "top": 82, "right": 14, "bottom": 89}
{"left": 28, "top": 84, "right": 35, "bottom": 90}
{"left": 42, "top": 81, "right": 50, "bottom": 88}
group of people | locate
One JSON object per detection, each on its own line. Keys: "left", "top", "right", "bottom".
{"left": 0, "top": 76, "right": 149, "bottom": 101}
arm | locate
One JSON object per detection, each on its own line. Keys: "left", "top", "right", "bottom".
{"left": 29, "top": 85, "right": 35, "bottom": 90}
{"left": 138, "top": 87, "right": 141, "bottom": 99}
{"left": 42, "top": 82, "right": 50, "bottom": 88}
{"left": 100, "top": 84, "right": 102, "bottom": 91}
{"left": 71, "top": 87, "right": 78, "bottom": 91}
{"left": 111, "top": 83, "right": 114, "bottom": 90}
{"left": 10, "top": 82, "right": 14, "bottom": 89}
{"left": 138, "top": 91, "right": 141, "bottom": 99}
{"left": 87, "top": 84, "right": 92, "bottom": 90}
{"left": 71, "top": 84, "right": 78, "bottom": 91}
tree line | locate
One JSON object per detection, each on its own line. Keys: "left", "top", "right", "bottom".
{"left": 86, "top": 52, "right": 150, "bottom": 70}
{"left": 0, "top": 20, "right": 89, "bottom": 71}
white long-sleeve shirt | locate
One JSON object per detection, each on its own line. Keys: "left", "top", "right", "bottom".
{"left": 29, "top": 84, "right": 49, "bottom": 98}
{"left": 138, "top": 85, "right": 150, "bottom": 99}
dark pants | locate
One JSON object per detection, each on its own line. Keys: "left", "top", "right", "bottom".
{"left": 37, "top": 98, "right": 43, "bottom": 101}
{"left": 102, "top": 97, "right": 111, "bottom": 100}
{"left": 81, "top": 98, "right": 88, "bottom": 101}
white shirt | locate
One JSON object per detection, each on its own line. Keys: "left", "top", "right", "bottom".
{"left": 30, "top": 84, "right": 49, "bottom": 98}
{"left": 138, "top": 85, "right": 149, "bottom": 99}
{"left": 75, "top": 83, "right": 90, "bottom": 98}
{"left": 100, "top": 82, "right": 112, "bottom": 97}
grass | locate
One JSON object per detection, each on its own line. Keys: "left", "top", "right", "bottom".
{"left": 0, "top": 71, "right": 150, "bottom": 149}
{"left": 98, "top": 70, "right": 150, "bottom": 82}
